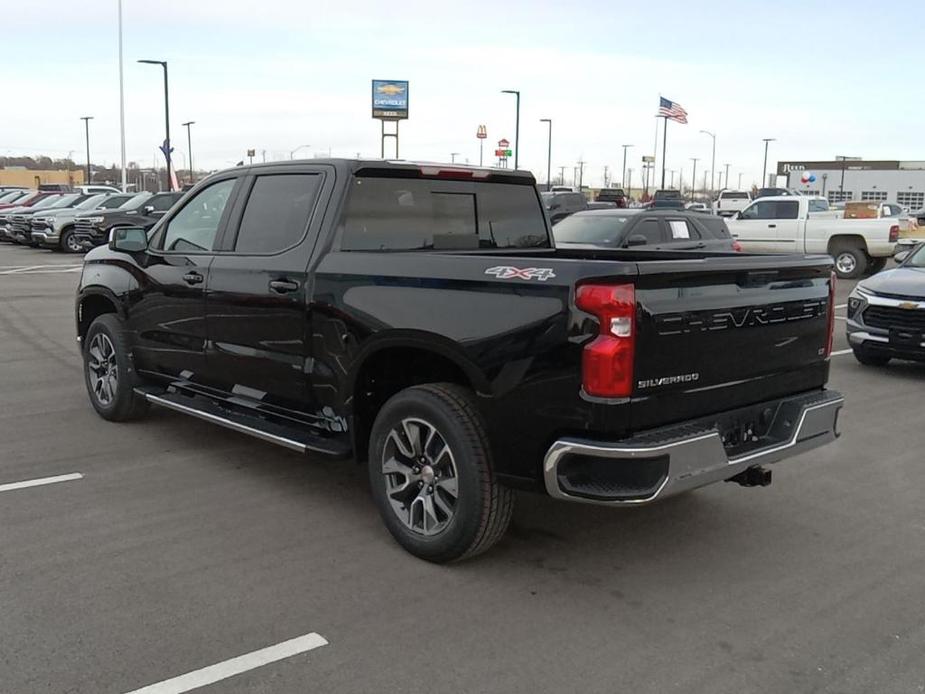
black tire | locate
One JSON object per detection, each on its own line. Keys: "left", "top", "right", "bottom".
{"left": 368, "top": 383, "right": 513, "bottom": 563}
{"left": 59, "top": 227, "right": 82, "bottom": 254}
{"left": 83, "top": 314, "right": 149, "bottom": 421}
{"left": 867, "top": 257, "right": 888, "bottom": 274}
{"left": 852, "top": 347, "right": 890, "bottom": 367}
{"left": 831, "top": 244, "right": 867, "bottom": 279}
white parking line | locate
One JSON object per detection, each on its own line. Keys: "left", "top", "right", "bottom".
{"left": 123, "top": 632, "right": 329, "bottom": 694}
{"left": 831, "top": 348, "right": 854, "bottom": 357}
{"left": 835, "top": 316, "right": 847, "bottom": 321}
{"left": 0, "top": 472, "right": 83, "bottom": 493}
{"left": 835, "top": 303, "right": 847, "bottom": 309}
{"left": 0, "top": 265, "right": 83, "bottom": 275}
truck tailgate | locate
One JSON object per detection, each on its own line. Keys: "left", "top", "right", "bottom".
{"left": 630, "top": 254, "right": 833, "bottom": 430}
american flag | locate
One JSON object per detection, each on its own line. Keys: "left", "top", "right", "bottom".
{"left": 658, "top": 97, "right": 688, "bottom": 124}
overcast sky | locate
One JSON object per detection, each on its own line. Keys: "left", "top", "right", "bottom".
{"left": 2, "top": 0, "right": 920, "bottom": 188}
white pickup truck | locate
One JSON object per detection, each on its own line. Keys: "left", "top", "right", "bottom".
{"left": 727, "top": 195, "right": 900, "bottom": 278}
{"left": 713, "top": 189, "right": 752, "bottom": 217}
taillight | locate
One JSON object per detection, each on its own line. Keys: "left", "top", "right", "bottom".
{"left": 825, "top": 271, "right": 836, "bottom": 358}
{"left": 575, "top": 283, "right": 636, "bottom": 397}
{"left": 889, "top": 225, "right": 900, "bottom": 242}
{"left": 732, "top": 239, "right": 743, "bottom": 252}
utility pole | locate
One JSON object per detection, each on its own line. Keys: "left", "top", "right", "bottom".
{"left": 738, "top": 172, "right": 744, "bottom": 189}
{"left": 724, "top": 163, "right": 731, "bottom": 190}
{"left": 540, "top": 119, "right": 552, "bottom": 191}
{"left": 621, "top": 144, "right": 633, "bottom": 189}
{"left": 761, "top": 138, "right": 776, "bottom": 189}
{"left": 690, "top": 157, "right": 700, "bottom": 201}
{"left": 836, "top": 155, "right": 853, "bottom": 198}
{"left": 501, "top": 89, "right": 520, "bottom": 169}
{"left": 450, "top": 152, "right": 460, "bottom": 163}
{"left": 669, "top": 170, "right": 675, "bottom": 188}
{"left": 80, "top": 116, "right": 93, "bottom": 185}
{"left": 700, "top": 130, "right": 716, "bottom": 195}
{"left": 558, "top": 166, "right": 566, "bottom": 186}
{"left": 703, "top": 170, "right": 709, "bottom": 196}
{"left": 603, "top": 165, "right": 609, "bottom": 188}
{"left": 577, "top": 159, "right": 585, "bottom": 191}
{"left": 627, "top": 168, "right": 633, "bottom": 197}
{"left": 182, "top": 121, "right": 195, "bottom": 184}
{"left": 117, "top": 0, "right": 126, "bottom": 191}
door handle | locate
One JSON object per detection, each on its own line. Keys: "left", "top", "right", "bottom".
{"left": 269, "top": 279, "right": 300, "bottom": 294}
{"left": 182, "top": 272, "right": 204, "bottom": 285}
{"left": 767, "top": 224, "right": 777, "bottom": 228}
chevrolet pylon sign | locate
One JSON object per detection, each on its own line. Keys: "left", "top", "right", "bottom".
{"left": 372, "top": 80, "right": 409, "bottom": 120}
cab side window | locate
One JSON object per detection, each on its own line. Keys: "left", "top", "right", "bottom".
{"left": 234, "top": 174, "right": 321, "bottom": 254}
{"left": 158, "top": 179, "right": 236, "bottom": 253}
{"left": 740, "top": 201, "right": 775, "bottom": 220}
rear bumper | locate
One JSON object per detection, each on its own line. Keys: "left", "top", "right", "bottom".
{"left": 543, "top": 389, "right": 843, "bottom": 505}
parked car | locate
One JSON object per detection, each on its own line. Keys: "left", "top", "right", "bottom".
{"left": 74, "top": 184, "right": 123, "bottom": 195}
{"left": 37, "top": 184, "right": 74, "bottom": 192}
{"left": 846, "top": 242, "right": 925, "bottom": 366}
{"left": 755, "top": 187, "right": 794, "bottom": 199}
{"left": 595, "top": 188, "right": 628, "bottom": 208}
{"left": 541, "top": 190, "right": 588, "bottom": 224}
{"left": 0, "top": 190, "right": 32, "bottom": 205}
{"left": 76, "top": 159, "right": 842, "bottom": 562}
{"left": 685, "top": 202, "right": 710, "bottom": 213}
{"left": 72, "top": 191, "right": 180, "bottom": 249}
{"left": 0, "top": 193, "right": 72, "bottom": 240}
{"left": 7, "top": 193, "right": 93, "bottom": 244}
{"left": 586, "top": 201, "right": 617, "bottom": 210}
{"left": 553, "top": 209, "right": 740, "bottom": 252}
{"left": 0, "top": 190, "right": 53, "bottom": 212}
{"left": 648, "top": 189, "right": 685, "bottom": 210}
{"left": 31, "top": 193, "right": 135, "bottom": 252}
{"left": 713, "top": 189, "right": 751, "bottom": 217}
{"left": 727, "top": 195, "right": 900, "bottom": 278}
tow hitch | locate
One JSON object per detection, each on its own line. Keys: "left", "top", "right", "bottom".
{"left": 727, "top": 465, "right": 772, "bottom": 487}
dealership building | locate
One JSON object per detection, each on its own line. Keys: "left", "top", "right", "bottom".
{"left": 776, "top": 159, "right": 925, "bottom": 211}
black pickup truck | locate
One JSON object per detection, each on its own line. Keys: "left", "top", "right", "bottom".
{"left": 72, "top": 191, "right": 183, "bottom": 250}
{"left": 76, "top": 159, "right": 843, "bottom": 562}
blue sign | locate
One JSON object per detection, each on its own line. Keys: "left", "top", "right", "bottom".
{"left": 372, "top": 79, "right": 409, "bottom": 120}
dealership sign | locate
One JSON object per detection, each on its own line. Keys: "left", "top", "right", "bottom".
{"left": 372, "top": 80, "right": 409, "bottom": 120}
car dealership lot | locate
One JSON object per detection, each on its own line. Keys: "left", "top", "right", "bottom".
{"left": 1, "top": 244, "right": 924, "bottom": 693}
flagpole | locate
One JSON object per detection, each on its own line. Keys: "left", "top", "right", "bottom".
{"left": 661, "top": 116, "right": 668, "bottom": 189}
{"left": 653, "top": 115, "right": 660, "bottom": 191}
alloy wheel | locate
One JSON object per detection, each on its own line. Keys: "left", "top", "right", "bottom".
{"left": 87, "top": 333, "right": 118, "bottom": 406}
{"left": 381, "top": 417, "right": 460, "bottom": 536}
{"left": 835, "top": 252, "right": 857, "bottom": 276}
{"left": 65, "top": 232, "right": 82, "bottom": 253}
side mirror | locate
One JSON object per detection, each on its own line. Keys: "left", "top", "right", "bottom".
{"left": 109, "top": 226, "right": 147, "bottom": 253}
{"left": 893, "top": 250, "right": 911, "bottom": 264}
{"left": 548, "top": 202, "right": 561, "bottom": 211}
{"left": 625, "top": 234, "right": 648, "bottom": 247}
{"left": 143, "top": 205, "right": 155, "bottom": 214}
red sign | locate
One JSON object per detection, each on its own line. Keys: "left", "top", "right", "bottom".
{"left": 498, "top": 138, "right": 510, "bottom": 148}
{"left": 477, "top": 125, "right": 487, "bottom": 139}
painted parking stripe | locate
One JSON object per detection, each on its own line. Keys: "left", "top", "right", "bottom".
{"left": 835, "top": 304, "right": 847, "bottom": 310}
{"left": 831, "top": 348, "right": 854, "bottom": 357}
{"left": 123, "top": 632, "right": 329, "bottom": 694}
{"left": 0, "top": 472, "right": 83, "bottom": 493}
{"left": 0, "top": 264, "right": 83, "bottom": 275}
{"left": 835, "top": 316, "right": 847, "bottom": 321}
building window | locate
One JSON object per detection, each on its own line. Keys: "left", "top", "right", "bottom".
{"left": 801, "top": 189, "right": 820, "bottom": 196}
{"left": 861, "top": 191, "right": 887, "bottom": 202}
{"left": 897, "top": 191, "right": 924, "bottom": 210}
{"left": 827, "top": 190, "right": 854, "bottom": 203}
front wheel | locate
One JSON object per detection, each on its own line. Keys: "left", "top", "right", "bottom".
{"left": 83, "top": 314, "right": 149, "bottom": 421}
{"left": 60, "top": 227, "right": 83, "bottom": 253}
{"left": 368, "top": 383, "right": 513, "bottom": 563}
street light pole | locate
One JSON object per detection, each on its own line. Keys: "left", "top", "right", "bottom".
{"left": 138, "top": 59, "right": 171, "bottom": 191}
{"left": 761, "top": 138, "right": 776, "bottom": 189}
{"left": 289, "top": 144, "right": 311, "bottom": 160}
{"left": 117, "top": 0, "right": 126, "bottom": 191}
{"left": 540, "top": 118, "right": 552, "bottom": 191}
{"left": 80, "top": 116, "right": 93, "bottom": 185}
{"left": 182, "top": 121, "right": 195, "bottom": 184}
{"left": 621, "top": 144, "right": 633, "bottom": 189}
{"left": 690, "top": 158, "right": 700, "bottom": 201}
{"left": 501, "top": 90, "right": 520, "bottom": 169}
{"left": 450, "top": 152, "right": 460, "bottom": 163}
{"left": 724, "top": 163, "right": 731, "bottom": 191}
{"left": 700, "top": 130, "right": 716, "bottom": 195}
{"left": 738, "top": 172, "right": 744, "bottom": 189}
{"left": 836, "top": 155, "right": 853, "bottom": 197}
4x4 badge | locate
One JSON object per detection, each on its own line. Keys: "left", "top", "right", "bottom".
{"left": 485, "top": 266, "right": 556, "bottom": 281}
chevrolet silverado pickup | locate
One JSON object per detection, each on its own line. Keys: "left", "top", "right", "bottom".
{"left": 76, "top": 159, "right": 843, "bottom": 562}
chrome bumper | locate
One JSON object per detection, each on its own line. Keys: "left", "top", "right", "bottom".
{"left": 544, "top": 390, "right": 844, "bottom": 506}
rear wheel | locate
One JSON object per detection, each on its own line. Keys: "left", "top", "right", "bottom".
{"left": 831, "top": 244, "right": 867, "bottom": 279}
{"left": 83, "top": 314, "right": 149, "bottom": 421}
{"left": 368, "top": 383, "right": 513, "bottom": 563}
{"left": 60, "top": 227, "right": 83, "bottom": 253}
{"left": 852, "top": 346, "right": 891, "bottom": 367}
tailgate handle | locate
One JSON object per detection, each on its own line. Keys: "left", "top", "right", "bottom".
{"left": 767, "top": 223, "right": 777, "bottom": 228}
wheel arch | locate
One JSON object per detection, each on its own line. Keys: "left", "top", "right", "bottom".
{"left": 827, "top": 234, "right": 869, "bottom": 254}
{"left": 77, "top": 287, "right": 126, "bottom": 344}
{"left": 346, "top": 332, "right": 492, "bottom": 463}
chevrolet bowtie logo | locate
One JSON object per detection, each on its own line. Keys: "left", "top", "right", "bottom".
{"left": 898, "top": 302, "right": 919, "bottom": 310}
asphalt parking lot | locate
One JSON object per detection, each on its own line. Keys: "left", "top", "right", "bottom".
{"left": 1, "top": 243, "right": 924, "bottom": 694}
